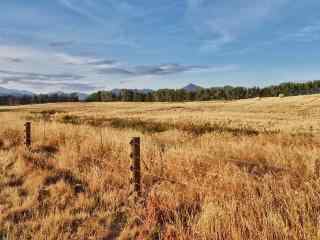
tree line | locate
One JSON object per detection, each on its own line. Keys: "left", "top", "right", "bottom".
{"left": 1, "top": 80, "right": 320, "bottom": 106}
{"left": 87, "top": 80, "right": 320, "bottom": 102}
{"left": 0, "top": 93, "right": 79, "bottom": 106}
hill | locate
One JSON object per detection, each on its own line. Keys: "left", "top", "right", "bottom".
{"left": 182, "top": 83, "right": 203, "bottom": 92}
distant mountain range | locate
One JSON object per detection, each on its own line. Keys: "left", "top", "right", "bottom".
{"left": 0, "top": 87, "right": 89, "bottom": 101}
{"left": 0, "top": 84, "right": 204, "bottom": 99}
{"left": 0, "top": 87, "right": 33, "bottom": 97}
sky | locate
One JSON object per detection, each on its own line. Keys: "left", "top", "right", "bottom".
{"left": 0, "top": 0, "right": 320, "bottom": 93}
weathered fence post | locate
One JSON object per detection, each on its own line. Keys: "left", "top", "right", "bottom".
{"left": 130, "top": 137, "right": 141, "bottom": 198}
{"left": 24, "top": 122, "right": 31, "bottom": 149}
{"left": 315, "top": 159, "right": 320, "bottom": 178}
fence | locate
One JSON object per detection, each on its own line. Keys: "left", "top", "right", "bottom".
{"left": 24, "top": 122, "right": 144, "bottom": 200}
{"left": 23, "top": 122, "right": 320, "bottom": 199}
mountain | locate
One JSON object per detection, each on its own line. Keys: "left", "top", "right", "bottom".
{"left": 182, "top": 83, "right": 203, "bottom": 92}
{"left": 0, "top": 87, "right": 33, "bottom": 97}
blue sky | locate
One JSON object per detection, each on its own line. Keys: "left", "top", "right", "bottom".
{"left": 0, "top": 0, "right": 320, "bottom": 93}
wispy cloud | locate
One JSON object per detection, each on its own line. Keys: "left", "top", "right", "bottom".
{"left": 87, "top": 59, "right": 117, "bottom": 66}
{"left": 186, "top": 0, "right": 289, "bottom": 51}
{"left": 0, "top": 42, "right": 240, "bottom": 92}
{"left": 1, "top": 57, "right": 24, "bottom": 63}
{"left": 57, "top": 0, "right": 144, "bottom": 27}
{"left": 97, "top": 63, "right": 239, "bottom": 77}
{"left": 221, "top": 21, "right": 320, "bottom": 56}
{"left": 56, "top": 51, "right": 237, "bottom": 77}
{"left": 280, "top": 22, "right": 320, "bottom": 43}
{"left": 56, "top": 0, "right": 145, "bottom": 49}
{"left": 0, "top": 76, "right": 95, "bottom": 92}
{"left": 58, "top": 0, "right": 106, "bottom": 24}
{"left": 0, "top": 45, "right": 97, "bottom": 92}
{"left": 0, "top": 69, "right": 84, "bottom": 82}
{"left": 49, "top": 41, "right": 75, "bottom": 48}
{"left": 0, "top": 69, "right": 94, "bottom": 92}
{"left": 52, "top": 50, "right": 240, "bottom": 77}
{"left": 58, "top": 54, "right": 116, "bottom": 66}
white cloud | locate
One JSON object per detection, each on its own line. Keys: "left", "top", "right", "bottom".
{"left": 0, "top": 45, "right": 99, "bottom": 92}
{"left": 0, "top": 44, "right": 239, "bottom": 92}
{"left": 54, "top": 53, "right": 95, "bottom": 65}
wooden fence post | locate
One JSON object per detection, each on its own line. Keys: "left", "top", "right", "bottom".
{"left": 130, "top": 137, "right": 141, "bottom": 198}
{"left": 315, "top": 159, "right": 320, "bottom": 178}
{"left": 24, "top": 122, "right": 31, "bottom": 149}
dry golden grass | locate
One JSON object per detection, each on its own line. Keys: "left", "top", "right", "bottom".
{"left": 0, "top": 95, "right": 320, "bottom": 239}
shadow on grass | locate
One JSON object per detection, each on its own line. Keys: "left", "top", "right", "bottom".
{"left": 56, "top": 114, "right": 280, "bottom": 137}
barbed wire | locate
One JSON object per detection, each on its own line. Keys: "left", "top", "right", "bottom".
{"left": 140, "top": 157, "right": 210, "bottom": 192}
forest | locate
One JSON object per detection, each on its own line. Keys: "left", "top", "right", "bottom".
{"left": 87, "top": 80, "right": 320, "bottom": 102}
{"left": 1, "top": 80, "right": 320, "bottom": 105}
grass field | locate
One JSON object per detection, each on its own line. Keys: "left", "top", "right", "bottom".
{"left": 1, "top": 95, "right": 320, "bottom": 239}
